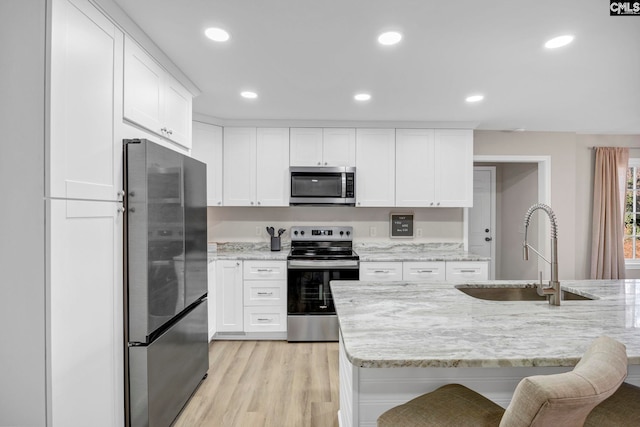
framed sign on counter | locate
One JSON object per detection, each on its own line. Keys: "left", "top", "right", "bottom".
{"left": 390, "top": 212, "right": 414, "bottom": 239}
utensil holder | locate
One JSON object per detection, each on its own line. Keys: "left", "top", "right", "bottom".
{"left": 270, "top": 236, "right": 281, "bottom": 251}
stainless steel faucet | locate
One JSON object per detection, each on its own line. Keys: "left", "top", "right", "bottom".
{"left": 523, "top": 203, "right": 560, "bottom": 306}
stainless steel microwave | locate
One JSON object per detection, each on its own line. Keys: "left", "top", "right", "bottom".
{"left": 289, "top": 166, "right": 356, "bottom": 206}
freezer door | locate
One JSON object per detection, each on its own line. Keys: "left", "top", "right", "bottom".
{"left": 128, "top": 300, "right": 208, "bottom": 427}
{"left": 183, "top": 156, "right": 208, "bottom": 307}
{"left": 126, "top": 141, "right": 186, "bottom": 342}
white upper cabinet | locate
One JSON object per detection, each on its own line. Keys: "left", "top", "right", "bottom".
{"left": 290, "top": 128, "right": 355, "bottom": 166}
{"left": 396, "top": 128, "right": 473, "bottom": 207}
{"left": 124, "top": 37, "right": 193, "bottom": 149}
{"left": 323, "top": 128, "right": 356, "bottom": 166}
{"left": 49, "top": 0, "right": 123, "bottom": 201}
{"left": 256, "top": 128, "right": 290, "bottom": 206}
{"left": 355, "top": 129, "right": 396, "bottom": 207}
{"left": 162, "top": 76, "right": 192, "bottom": 147}
{"left": 434, "top": 129, "right": 473, "bottom": 207}
{"left": 395, "top": 129, "right": 436, "bottom": 207}
{"left": 223, "top": 127, "right": 256, "bottom": 206}
{"left": 223, "top": 127, "right": 290, "bottom": 206}
{"left": 290, "top": 128, "right": 323, "bottom": 166}
{"left": 191, "top": 122, "right": 223, "bottom": 206}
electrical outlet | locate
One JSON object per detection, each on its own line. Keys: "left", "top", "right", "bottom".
{"left": 256, "top": 226, "right": 262, "bottom": 236}
{"left": 416, "top": 228, "right": 423, "bottom": 237}
{"left": 369, "top": 226, "right": 377, "bottom": 237}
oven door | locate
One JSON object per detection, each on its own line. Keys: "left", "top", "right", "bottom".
{"left": 287, "top": 260, "right": 359, "bottom": 315}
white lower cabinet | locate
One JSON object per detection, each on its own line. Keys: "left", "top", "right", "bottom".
{"left": 243, "top": 306, "right": 287, "bottom": 333}
{"left": 359, "top": 262, "right": 403, "bottom": 282}
{"left": 360, "top": 260, "right": 488, "bottom": 282}
{"left": 215, "top": 260, "right": 243, "bottom": 332}
{"left": 207, "top": 261, "right": 216, "bottom": 340}
{"left": 243, "top": 261, "right": 287, "bottom": 333}
{"left": 445, "top": 261, "right": 489, "bottom": 282}
{"left": 403, "top": 262, "right": 446, "bottom": 282}
{"left": 214, "top": 260, "right": 287, "bottom": 337}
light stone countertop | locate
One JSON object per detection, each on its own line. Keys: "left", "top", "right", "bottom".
{"left": 331, "top": 279, "right": 640, "bottom": 369}
{"left": 208, "top": 242, "right": 289, "bottom": 262}
{"left": 207, "top": 241, "right": 489, "bottom": 263}
{"left": 354, "top": 242, "right": 489, "bottom": 262}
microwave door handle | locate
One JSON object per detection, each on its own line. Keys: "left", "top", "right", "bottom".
{"left": 341, "top": 173, "right": 347, "bottom": 198}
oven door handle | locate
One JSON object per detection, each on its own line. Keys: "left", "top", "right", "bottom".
{"left": 287, "top": 260, "right": 359, "bottom": 269}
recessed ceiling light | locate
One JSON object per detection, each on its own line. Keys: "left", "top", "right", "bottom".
{"left": 377, "top": 31, "right": 402, "bottom": 46}
{"left": 240, "top": 91, "right": 257, "bottom": 99}
{"left": 354, "top": 93, "right": 371, "bottom": 101}
{"left": 205, "top": 27, "right": 230, "bottom": 42}
{"left": 465, "top": 94, "right": 484, "bottom": 103}
{"left": 544, "top": 35, "right": 574, "bottom": 49}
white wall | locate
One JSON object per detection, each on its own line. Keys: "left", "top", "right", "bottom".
{"left": 0, "top": 0, "right": 47, "bottom": 425}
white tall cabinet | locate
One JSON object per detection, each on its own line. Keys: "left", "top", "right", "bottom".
{"left": 355, "top": 129, "right": 396, "bottom": 207}
{"left": 48, "top": 0, "right": 124, "bottom": 426}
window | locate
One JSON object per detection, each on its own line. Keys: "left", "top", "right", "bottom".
{"left": 624, "top": 158, "right": 640, "bottom": 264}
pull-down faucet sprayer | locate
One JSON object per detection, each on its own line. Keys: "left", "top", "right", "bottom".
{"left": 523, "top": 203, "right": 560, "bottom": 306}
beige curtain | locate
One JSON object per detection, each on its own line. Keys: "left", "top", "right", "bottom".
{"left": 590, "top": 147, "right": 629, "bottom": 279}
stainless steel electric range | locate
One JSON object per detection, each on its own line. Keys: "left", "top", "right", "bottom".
{"left": 287, "top": 226, "right": 359, "bottom": 342}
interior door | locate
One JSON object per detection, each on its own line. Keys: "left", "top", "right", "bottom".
{"left": 469, "top": 167, "right": 496, "bottom": 279}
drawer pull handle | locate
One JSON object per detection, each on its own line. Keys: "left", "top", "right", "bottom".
{"left": 460, "top": 269, "right": 478, "bottom": 273}
{"left": 417, "top": 270, "right": 434, "bottom": 273}
{"left": 374, "top": 270, "right": 390, "bottom": 273}
{"left": 257, "top": 318, "right": 273, "bottom": 322}
{"left": 257, "top": 268, "right": 273, "bottom": 272}
{"left": 257, "top": 292, "right": 273, "bottom": 296}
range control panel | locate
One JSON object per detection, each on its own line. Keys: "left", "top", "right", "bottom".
{"left": 290, "top": 226, "right": 353, "bottom": 241}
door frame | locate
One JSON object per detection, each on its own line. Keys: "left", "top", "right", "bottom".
{"left": 463, "top": 155, "right": 551, "bottom": 276}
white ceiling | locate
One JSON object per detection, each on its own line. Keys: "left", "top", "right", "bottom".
{"left": 112, "top": 0, "right": 640, "bottom": 133}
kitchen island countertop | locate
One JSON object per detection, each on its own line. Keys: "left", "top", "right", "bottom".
{"left": 331, "top": 279, "right": 640, "bottom": 369}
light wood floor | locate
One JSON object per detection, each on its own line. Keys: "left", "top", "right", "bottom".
{"left": 174, "top": 340, "right": 340, "bottom": 427}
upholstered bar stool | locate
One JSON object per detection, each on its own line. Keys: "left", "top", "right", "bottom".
{"left": 585, "top": 382, "right": 640, "bottom": 426}
{"left": 378, "top": 336, "right": 627, "bottom": 427}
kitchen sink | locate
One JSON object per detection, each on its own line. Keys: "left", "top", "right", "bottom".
{"left": 454, "top": 284, "right": 594, "bottom": 301}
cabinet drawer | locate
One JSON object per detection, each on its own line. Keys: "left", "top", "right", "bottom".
{"left": 244, "top": 306, "right": 286, "bottom": 332}
{"left": 244, "top": 280, "right": 285, "bottom": 306}
{"left": 243, "top": 261, "right": 286, "bottom": 280}
{"left": 359, "top": 262, "right": 403, "bottom": 282}
{"left": 403, "top": 262, "right": 446, "bottom": 282}
{"left": 446, "top": 262, "right": 488, "bottom": 282}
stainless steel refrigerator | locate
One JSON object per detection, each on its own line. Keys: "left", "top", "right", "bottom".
{"left": 123, "top": 139, "right": 209, "bottom": 427}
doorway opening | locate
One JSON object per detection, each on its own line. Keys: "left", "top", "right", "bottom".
{"left": 464, "top": 156, "right": 551, "bottom": 280}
